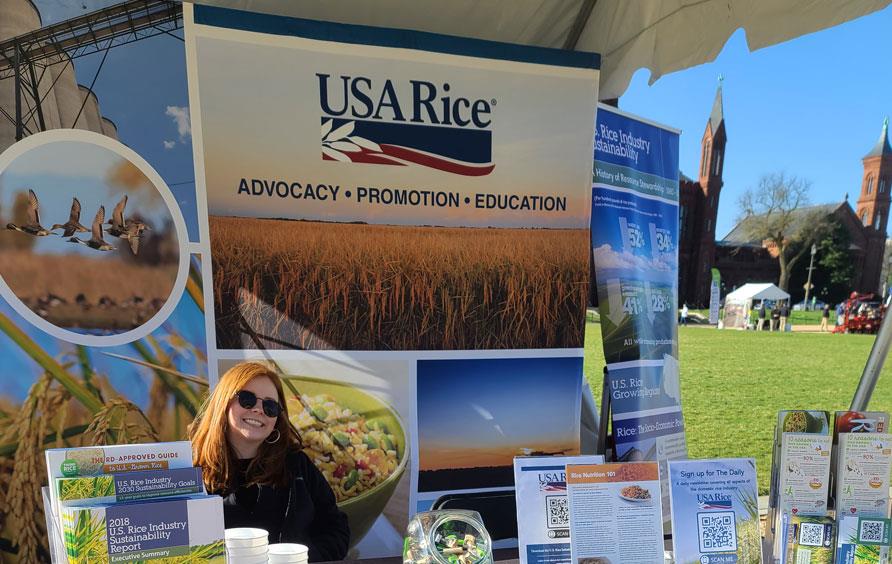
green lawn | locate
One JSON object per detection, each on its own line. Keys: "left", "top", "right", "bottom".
{"left": 583, "top": 322, "right": 892, "bottom": 494}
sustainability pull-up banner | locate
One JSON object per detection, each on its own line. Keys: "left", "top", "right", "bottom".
{"left": 185, "top": 5, "right": 599, "bottom": 558}
{"left": 591, "top": 104, "right": 686, "bottom": 520}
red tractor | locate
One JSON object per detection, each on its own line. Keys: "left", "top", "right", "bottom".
{"left": 833, "top": 292, "right": 886, "bottom": 334}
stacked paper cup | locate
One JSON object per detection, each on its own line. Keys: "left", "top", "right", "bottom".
{"left": 268, "top": 543, "right": 309, "bottom": 564}
{"left": 225, "top": 528, "right": 269, "bottom": 563}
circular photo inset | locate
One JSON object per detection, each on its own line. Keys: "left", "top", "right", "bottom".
{"left": 0, "top": 130, "right": 188, "bottom": 346}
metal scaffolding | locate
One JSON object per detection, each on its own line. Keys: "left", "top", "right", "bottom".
{"left": 0, "top": 0, "right": 182, "bottom": 139}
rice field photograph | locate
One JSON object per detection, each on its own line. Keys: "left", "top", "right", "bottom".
{"left": 0, "top": 256, "right": 207, "bottom": 563}
{"left": 416, "top": 356, "right": 583, "bottom": 493}
{"left": 0, "top": 134, "right": 181, "bottom": 336}
{"left": 211, "top": 217, "right": 589, "bottom": 350}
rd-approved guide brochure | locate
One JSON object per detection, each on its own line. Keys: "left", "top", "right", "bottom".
{"left": 513, "top": 455, "right": 604, "bottom": 564}
{"left": 566, "top": 462, "right": 663, "bottom": 564}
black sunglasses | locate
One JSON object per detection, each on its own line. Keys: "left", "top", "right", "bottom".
{"left": 235, "top": 390, "right": 282, "bottom": 418}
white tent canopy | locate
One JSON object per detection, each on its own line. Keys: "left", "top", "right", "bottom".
{"left": 725, "top": 282, "right": 791, "bottom": 303}
{"left": 192, "top": 0, "right": 891, "bottom": 99}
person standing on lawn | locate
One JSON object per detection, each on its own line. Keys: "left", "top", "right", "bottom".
{"left": 771, "top": 304, "right": 781, "bottom": 331}
{"left": 779, "top": 301, "right": 789, "bottom": 332}
{"left": 757, "top": 303, "right": 767, "bottom": 331}
{"left": 820, "top": 303, "right": 831, "bottom": 331}
{"left": 680, "top": 303, "right": 689, "bottom": 326}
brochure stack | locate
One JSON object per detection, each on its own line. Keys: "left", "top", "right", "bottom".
{"left": 765, "top": 410, "right": 892, "bottom": 563}
{"left": 43, "top": 441, "right": 225, "bottom": 563}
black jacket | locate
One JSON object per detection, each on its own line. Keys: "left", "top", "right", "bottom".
{"left": 222, "top": 450, "right": 350, "bottom": 562}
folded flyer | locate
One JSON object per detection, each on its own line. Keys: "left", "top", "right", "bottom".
{"left": 57, "top": 467, "right": 204, "bottom": 507}
{"left": 778, "top": 433, "right": 832, "bottom": 516}
{"left": 566, "top": 462, "right": 663, "bottom": 564}
{"left": 513, "top": 454, "right": 604, "bottom": 564}
{"left": 667, "top": 458, "right": 762, "bottom": 564}
{"left": 837, "top": 433, "right": 892, "bottom": 517}
{"left": 60, "top": 495, "right": 225, "bottom": 563}
{"left": 837, "top": 515, "right": 892, "bottom": 564}
{"left": 767, "top": 411, "right": 831, "bottom": 559}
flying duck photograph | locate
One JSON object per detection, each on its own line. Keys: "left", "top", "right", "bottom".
{"left": 0, "top": 137, "right": 181, "bottom": 335}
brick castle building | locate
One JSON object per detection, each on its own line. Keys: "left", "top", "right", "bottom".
{"left": 677, "top": 87, "right": 892, "bottom": 306}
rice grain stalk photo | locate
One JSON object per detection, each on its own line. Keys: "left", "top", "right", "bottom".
{"left": 62, "top": 509, "right": 108, "bottom": 564}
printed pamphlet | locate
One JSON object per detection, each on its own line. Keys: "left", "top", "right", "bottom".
{"left": 513, "top": 454, "right": 604, "bottom": 564}
{"left": 60, "top": 495, "right": 225, "bottom": 563}
{"left": 566, "top": 462, "right": 663, "bottom": 564}
{"left": 667, "top": 458, "right": 762, "bottom": 564}
{"left": 837, "top": 433, "right": 892, "bottom": 517}
{"left": 783, "top": 514, "right": 836, "bottom": 564}
{"left": 57, "top": 467, "right": 204, "bottom": 506}
{"left": 837, "top": 515, "right": 892, "bottom": 564}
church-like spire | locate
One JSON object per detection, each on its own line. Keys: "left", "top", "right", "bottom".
{"left": 709, "top": 75, "right": 724, "bottom": 132}
{"left": 865, "top": 117, "right": 891, "bottom": 159}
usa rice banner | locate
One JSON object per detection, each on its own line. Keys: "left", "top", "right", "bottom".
{"left": 591, "top": 104, "right": 686, "bottom": 522}
{"left": 184, "top": 5, "right": 599, "bottom": 558}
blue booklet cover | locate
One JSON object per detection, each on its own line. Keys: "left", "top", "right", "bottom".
{"left": 668, "top": 458, "right": 762, "bottom": 564}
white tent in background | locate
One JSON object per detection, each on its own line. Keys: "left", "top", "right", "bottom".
{"left": 722, "top": 283, "right": 791, "bottom": 330}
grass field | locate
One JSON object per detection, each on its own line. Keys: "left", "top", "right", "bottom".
{"left": 211, "top": 217, "right": 588, "bottom": 350}
{"left": 584, "top": 322, "right": 892, "bottom": 494}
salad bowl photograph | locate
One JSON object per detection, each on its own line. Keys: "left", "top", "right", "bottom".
{"left": 285, "top": 375, "right": 410, "bottom": 548}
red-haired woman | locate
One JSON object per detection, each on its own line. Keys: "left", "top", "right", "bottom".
{"left": 190, "top": 362, "right": 349, "bottom": 561}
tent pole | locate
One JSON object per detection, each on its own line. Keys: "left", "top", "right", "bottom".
{"left": 850, "top": 298, "right": 892, "bottom": 410}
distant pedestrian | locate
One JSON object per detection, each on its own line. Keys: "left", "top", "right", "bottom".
{"left": 771, "top": 305, "right": 781, "bottom": 331}
{"left": 757, "top": 304, "right": 767, "bottom": 331}
{"left": 680, "top": 303, "right": 689, "bottom": 326}
{"left": 780, "top": 302, "right": 790, "bottom": 332}
{"left": 820, "top": 304, "right": 830, "bottom": 332}
{"left": 836, "top": 302, "right": 845, "bottom": 326}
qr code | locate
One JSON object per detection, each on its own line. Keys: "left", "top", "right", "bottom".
{"left": 798, "top": 522, "right": 825, "bottom": 547}
{"left": 697, "top": 511, "right": 737, "bottom": 553}
{"left": 859, "top": 519, "right": 886, "bottom": 543}
{"left": 546, "top": 495, "right": 568, "bottom": 528}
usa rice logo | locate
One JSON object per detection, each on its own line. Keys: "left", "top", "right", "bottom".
{"left": 318, "top": 74, "right": 495, "bottom": 176}
{"left": 697, "top": 495, "right": 733, "bottom": 510}
{"left": 538, "top": 471, "right": 567, "bottom": 492}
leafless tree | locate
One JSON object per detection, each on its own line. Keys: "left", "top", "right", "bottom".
{"left": 738, "top": 172, "right": 833, "bottom": 291}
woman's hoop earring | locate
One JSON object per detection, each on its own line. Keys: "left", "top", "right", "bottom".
{"left": 265, "top": 429, "right": 281, "bottom": 444}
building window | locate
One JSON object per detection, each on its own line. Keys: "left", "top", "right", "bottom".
{"left": 867, "top": 175, "right": 874, "bottom": 195}
{"left": 881, "top": 177, "right": 887, "bottom": 194}
{"left": 862, "top": 210, "right": 869, "bottom": 225}
{"left": 707, "top": 219, "right": 712, "bottom": 232}
{"left": 713, "top": 150, "right": 722, "bottom": 176}
{"left": 877, "top": 211, "right": 883, "bottom": 230}
{"left": 701, "top": 141, "right": 710, "bottom": 177}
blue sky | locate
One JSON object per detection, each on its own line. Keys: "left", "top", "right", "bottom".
{"left": 44, "top": 2, "right": 199, "bottom": 241}
{"left": 618, "top": 5, "right": 892, "bottom": 239}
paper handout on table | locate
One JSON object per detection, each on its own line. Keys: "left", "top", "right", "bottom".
{"left": 837, "top": 515, "right": 892, "bottom": 564}
{"left": 667, "top": 458, "right": 762, "bottom": 564}
{"left": 60, "top": 495, "right": 225, "bottom": 563}
{"left": 566, "top": 462, "right": 663, "bottom": 564}
{"left": 778, "top": 433, "right": 832, "bottom": 516}
{"left": 513, "top": 454, "right": 603, "bottom": 564}
{"left": 836, "top": 433, "right": 892, "bottom": 518}
{"left": 56, "top": 467, "right": 205, "bottom": 507}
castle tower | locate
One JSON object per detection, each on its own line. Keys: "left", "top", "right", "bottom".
{"left": 856, "top": 118, "right": 892, "bottom": 233}
{"left": 688, "top": 81, "right": 726, "bottom": 305}
{"left": 855, "top": 118, "right": 892, "bottom": 293}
